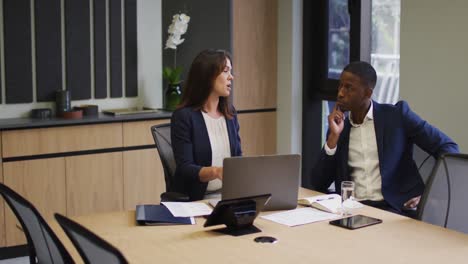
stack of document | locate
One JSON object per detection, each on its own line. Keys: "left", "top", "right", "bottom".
{"left": 161, "top": 202, "right": 213, "bottom": 217}
{"left": 261, "top": 208, "right": 339, "bottom": 227}
{"left": 136, "top": 205, "right": 195, "bottom": 225}
{"left": 136, "top": 202, "right": 212, "bottom": 226}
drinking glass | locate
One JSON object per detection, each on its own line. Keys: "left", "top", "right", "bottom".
{"left": 341, "top": 181, "right": 355, "bottom": 216}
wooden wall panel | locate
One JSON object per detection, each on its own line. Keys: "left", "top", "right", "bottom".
{"left": 123, "top": 149, "right": 165, "bottom": 210}
{"left": 238, "top": 112, "right": 277, "bottom": 156}
{"left": 123, "top": 119, "right": 169, "bottom": 147}
{"left": 3, "top": 158, "right": 66, "bottom": 246}
{"left": 0, "top": 134, "right": 5, "bottom": 247}
{"left": 2, "top": 123, "right": 123, "bottom": 158}
{"left": 233, "top": 0, "right": 277, "bottom": 110}
{"left": 66, "top": 152, "right": 123, "bottom": 217}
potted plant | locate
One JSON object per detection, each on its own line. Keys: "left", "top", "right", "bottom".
{"left": 163, "top": 13, "right": 190, "bottom": 111}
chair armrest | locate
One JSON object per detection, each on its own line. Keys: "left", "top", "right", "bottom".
{"left": 160, "top": 192, "right": 190, "bottom": 202}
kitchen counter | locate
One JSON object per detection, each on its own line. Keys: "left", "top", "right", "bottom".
{"left": 0, "top": 111, "right": 172, "bottom": 130}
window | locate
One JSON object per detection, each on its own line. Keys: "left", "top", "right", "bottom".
{"left": 322, "top": 0, "right": 401, "bottom": 143}
{"left": 301, "top": 0, "right": 401, "bottom": 187}
{"left": 328, "top": 0, "right": 350, "bottom": 80}
{"left": 371, "top": 0, "right": 400, "bottom": 104}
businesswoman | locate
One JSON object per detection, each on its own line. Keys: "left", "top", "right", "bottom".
{"left": 171, "top": 49, "right": 242, "bottom": 201}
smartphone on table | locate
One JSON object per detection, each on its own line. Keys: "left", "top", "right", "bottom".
{"left": 329, "top": 215, "right": 382, "bottom": 230}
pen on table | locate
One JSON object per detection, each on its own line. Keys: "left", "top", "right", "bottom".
{"left": 316, "top": 197, "right": 336, "bottom": 201}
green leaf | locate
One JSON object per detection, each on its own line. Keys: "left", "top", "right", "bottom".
{"left": 163, "top": 66, "right": 183, "bottom": 84}
{"left": 172, "top": 67, "right": 183, "bottom": 84}
{"left": 163, "top": 67, "right": 172, "bottom": 80}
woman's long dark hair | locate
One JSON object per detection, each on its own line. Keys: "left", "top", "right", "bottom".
{"left": 178, "top": 49, "right": 234, "bottom": 119}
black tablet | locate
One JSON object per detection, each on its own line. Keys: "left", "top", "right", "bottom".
{"left": 204, "top": 193, "right": 271, "bottom": 228}
{"left": 203, "top": 194, "right": 271, "bottom": 236}
{"left": 329, "top": 215, "right": 382, "bottom": 230}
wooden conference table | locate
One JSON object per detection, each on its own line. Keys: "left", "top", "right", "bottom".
{"left": 49, "top": 188, "right": 468, "bottom": 264}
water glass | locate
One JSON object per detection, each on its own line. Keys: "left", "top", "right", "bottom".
{"left": 341, "top": 181, "right": 355, "bottom": 216}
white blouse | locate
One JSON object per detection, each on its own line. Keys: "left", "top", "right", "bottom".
{"left": 201, "top": 111, "right": 231, "bottom": 192}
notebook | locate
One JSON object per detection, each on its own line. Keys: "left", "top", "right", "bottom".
{"left": 218, "top": 154, "right": 301, "bottom": 211}
{"left": 136, "top": 205, "right": 195, "bottom": 225}
{"left": 298, "top": 194, "right": 342, "bottom": 213}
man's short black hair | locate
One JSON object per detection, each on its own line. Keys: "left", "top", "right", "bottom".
{"left": 343, "top": 61, "right": 377, "bottom": 89}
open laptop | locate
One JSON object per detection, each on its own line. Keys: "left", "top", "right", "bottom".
{"left": 209, "top": 154, "right": 301, "bottom": 211}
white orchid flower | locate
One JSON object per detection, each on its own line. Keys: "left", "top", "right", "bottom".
{"left": 179, "top": 14, "right": 190, "bottom": 24}
{"left": 165, "top": 34, "right": 185, "bottom": 50}
{"left": 164, "top": 37, "right": 176, "bottom": 49}
{"left": 168, "top": 23, "right": 188, "bottom": 35}
{"left": 168, "top": 14, "right": 190, "bottom": 36}
{"left": 164, "top": 13, "right": 190, "bottom": 84}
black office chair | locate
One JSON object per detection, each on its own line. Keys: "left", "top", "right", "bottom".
{"left": 54, "top": 213, "right": 128, "bottom": 264}
{"left": 0, "top": 183, "right": 74, "bottom": 264}
{"left": 413, "top": 144, "right": 436, "bottom": 184}
{"left": 150, "top": 123, "right": 189, "bottom": 202}
{"left": 417, "top": 153, "right": 468, "bottom": 233}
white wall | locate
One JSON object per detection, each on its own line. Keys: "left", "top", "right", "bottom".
{"left": 276, "top": 0, "right": 303, "bottom": 154}
{"left": 0, "top": 0, "right": 162, "bottom": 118}
{"left": 137, "top": 0, "right": 162, "bottom": 109}
{"left": 400, "top": 0, "right": 468, "bottom": 151}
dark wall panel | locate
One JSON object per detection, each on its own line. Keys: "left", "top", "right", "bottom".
{"left": 109, "top": 0, "right": 123, "bottom": 98}
{"left": 65, "top": 0, "right": 91, "bottom": 100}
{"left": 94, "top": 0, "right": 107, "bottom": 98}
{"left": 125, "top": 0, "right": 138, "bottom": 97}
{"left": 4, "top": 0, "right": 33, "bottom": 103}
{"left": 35, "top": 0, "right": 62, "bottom": 102}
{"left": 162, "top": 0, "right": 232, "bottom": 86}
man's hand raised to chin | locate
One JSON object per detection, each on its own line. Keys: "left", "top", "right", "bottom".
{"left": 326, "top": 105, "right": 345, "bottom": 149}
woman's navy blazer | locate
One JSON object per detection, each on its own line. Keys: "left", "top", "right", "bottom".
{"left": 171, "top": 107, "right": 242, "bottom": 201}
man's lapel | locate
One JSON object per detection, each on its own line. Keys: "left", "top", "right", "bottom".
{"left": 372, "top": 101, "right": 385, "bottom": 170}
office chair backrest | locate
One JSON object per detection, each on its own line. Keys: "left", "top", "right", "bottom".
{"left": 418, "top": 153, "right": 468, "bottom": 233}
{"left": 413, "top": 144, "right": 436, "bottom": 184}
{"left": 54, "top": 213, "right": 128, "bottom": 264}
{"left": 0, "top": 183, "right": 74, "bottom": 264}
{"left": 151, "top": 123, "right": 176, "bottom": 191}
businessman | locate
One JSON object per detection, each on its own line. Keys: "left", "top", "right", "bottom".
{"left": 311, "top": 61, "right": 459, "bottom": 217}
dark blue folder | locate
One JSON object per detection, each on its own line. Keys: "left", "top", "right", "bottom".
{"left": 136, "top": 204, "right": 194, "bottom": 225}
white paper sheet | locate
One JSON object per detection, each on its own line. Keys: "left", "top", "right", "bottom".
{"left": 207, "top": 198, "right": 221, "bottom": 208}
{"left": 261, "top": 208, "right": 339, "bottom": 227}
{"left": 161, "top": 202, "right": 213, "bottom": 217}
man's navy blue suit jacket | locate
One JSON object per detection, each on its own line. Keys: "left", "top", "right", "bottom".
{"left": 311, "top": 100, "right": 459, "bottom": 211}
{"left": 171, "top": 107, "right": 242, "bottom": 201}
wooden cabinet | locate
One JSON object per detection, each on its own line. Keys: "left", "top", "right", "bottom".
{"left": 2, "top": 123, "right": 123, "bottom": 158}
{"left": 3, "top": 158, "right": 66, "bottom": 246}
{"left": 123, "top": 149, "right": 165, "bottom": 210}
{"left": 0, "top": 112, "right": 276, "bottom": 247}
{"left": 238, "top": 112, "right": 277, "bottom": 156}
{"left": 0, "top": 120, "right": 170, "bottom": 247}
{"left": 66, "top": 152, "right": 123, "bottom": 217}
{"left": 122, "top": 120, "right": 169, "bottom": 211}
{"left": 123, "top": 120, "right": 169, "bottom": 147}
